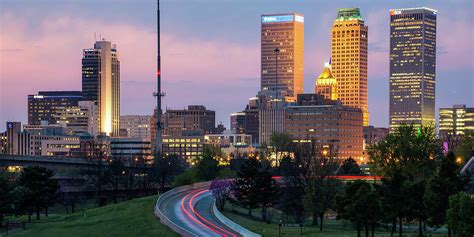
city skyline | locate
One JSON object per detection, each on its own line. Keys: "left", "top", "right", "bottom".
{"left": 1, "top": 0, "right": 473, "bottom": 129}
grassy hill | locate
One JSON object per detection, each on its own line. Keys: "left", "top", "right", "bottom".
{"left": 6, "top": 195, "right": 178, "bottom": 237}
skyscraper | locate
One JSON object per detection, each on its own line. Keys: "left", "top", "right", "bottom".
{"left": 331, "top": 8, "right": 369, "bottom": 126}
{"left": 82, "top": 40, "right": 120, "bottom": 136}
{"left": 389, "top": 8, "right": 437, "bottom": 130}
{"left": 261, "top": 13, "right": 304, "bottom": 100}
{"left": 315, "top": 62, "right": 338, "bottom": 100}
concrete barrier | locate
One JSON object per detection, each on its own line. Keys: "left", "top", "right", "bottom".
{"left": 153, "top": 182, "right": 210, "bottom": 237}
{"left": 212, "top": 202, "right": 261, "bottom": 237}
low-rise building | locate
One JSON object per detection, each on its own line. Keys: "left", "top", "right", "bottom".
{"left": 120, "top": 115, "right": 152, "bottom": 139}
{"left": 110, "top": 137, "right": 153, "bottom": 164}
{"left": 161, "top": 135, "right": 205, "bottom": 165}
{"left": 285, "top": 94, "right": 364, "bottom": 160}
{"left": 439, "top": 105, "right": 474, "bottom": 140}
{"left": 204, "top": 130, "right": 252, "bottom": 147}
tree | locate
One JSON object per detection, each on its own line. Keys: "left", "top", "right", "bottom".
{"left": 368, "top": 124, "right": 440, "bottom": 236}
{"left": 110, "top": 157, "right": 126, "bottom": 203}
{"left": 338, "top": 157, "right": 362, "bottom": 175}
{"left": 454, "top": 133, "right": 473, "bottom": 164}
{"left": 82, "top": 136, "right": 109, "bottom": 206}
{"left": 297, "top": 140, "right": 340, "bottom": 227}
{"left": 210, "top": 179, "right": 234, "bottom": 211}
{"left": 152, "top": 154, "right": 187, "bottom": 191}
{"left": 277, "top": 156, "right": 305, "bottom": 223}
{"left": 377, "top": 173, "right": 408, "bottom": 237}
{"left": 424, "top": 152, "right": 465, "bottom": 236}
{"left": 0, "top": 171, "right": 13, "bottom": 227}
{"left": 196, "top": 147, "right": 220, "bottom": 181}
{"left": 446, "top": 192, "right": 474, "bottom": 237}
{"left": 337, "top": 180, "right": 383, "bottom": 237}
{"left": 233, "top": 158, "right": 262, "bottom": 217}
{"left": 18, "top": 166, "right": 58, "bottom": 220}
{"left": 255, "top": 164, "right": 277, "bottom": 222}
{"left": 269, "top": 132, "right": 292, "bottom": 167}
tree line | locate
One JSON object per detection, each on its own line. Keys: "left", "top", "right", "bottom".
{"left": 210, "top": 125, "right": 474, "bottom": 237}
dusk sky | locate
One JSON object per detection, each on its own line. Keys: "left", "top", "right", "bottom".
{"left": 1, "top": 0, "right": 473, "bottom": 129}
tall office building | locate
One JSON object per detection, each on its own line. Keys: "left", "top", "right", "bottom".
{"left": 82, "top": 40, "right": 120, "bottom": 136}
{"left": 389, "top": 8, "right": 437, "bottom": 130}
{"left": 331, "top": 8, "right": 369, "bottom": 126}
{"left": 261, "top": 13, "right": 304, "bottom": 100}
{"left": 28, "top": 91, "right": 83, "bottom": 125}
{"left": 315, "top": 62, "right": 338, "bottom": 100}
{"left": 439, "top": 105, "right": 474, "bottom": 140}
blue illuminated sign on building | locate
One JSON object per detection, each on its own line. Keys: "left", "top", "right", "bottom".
{"left": 262, "top": 15, "right": 294, "bottom": 23}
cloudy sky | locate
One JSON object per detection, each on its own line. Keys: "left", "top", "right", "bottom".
{"left": 1, "top": 0, "right": 473, "bottom": 129}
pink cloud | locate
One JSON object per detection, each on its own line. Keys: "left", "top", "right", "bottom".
{"left": 0, "top": 13, "right": 259, "bottom": 125}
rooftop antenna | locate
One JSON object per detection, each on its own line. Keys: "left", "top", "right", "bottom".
{"left": 94, "top": 32, "right": 96, "bottom": 42}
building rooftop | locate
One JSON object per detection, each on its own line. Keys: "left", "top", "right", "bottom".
{"left": 336, "top": 8, "right": 363, "bottom": 21}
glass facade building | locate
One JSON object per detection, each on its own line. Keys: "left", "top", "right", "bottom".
{"left": 28, "top": 91, "right": 83, "bottom": 125}
{"left": 82, "top": 41, "right": 121, "bottom": 136}
{"left": 389, "top": 8, "right": 437, "bottom": 130}
{"left": 439, "top": 105, "right": 474, "bottom": 140}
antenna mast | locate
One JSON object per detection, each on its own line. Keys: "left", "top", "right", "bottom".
{"left": 155, "top": 0, "right": 163, "bottom": 156}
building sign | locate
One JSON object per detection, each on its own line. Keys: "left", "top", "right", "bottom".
{"left": 262, "top": 15, "right": 303, "bottom": 23}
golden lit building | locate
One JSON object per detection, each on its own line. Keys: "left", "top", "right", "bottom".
{"left": 389, "top": 8, "right": 437, "bottom": 130}
{"left": 331, "top": 8, "right": 369, "bottom": 126}
{"left": 82, "top": 40, "right": 120, "bottom": 136}
{"left": 261, "top": 13, "right": 304, "bottom": 100}
{"left": 315, "top": 62, "right": 338, "bottom": 100}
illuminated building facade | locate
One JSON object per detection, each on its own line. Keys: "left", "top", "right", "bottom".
{"left": 261, "top": 13, "right": 304, "bottom": 100}
{"left": 53, "top": 106, "right": 89, "bottom": 135}
{"left": 331, "top": 8, "right": 369, "bottom": 126}
{"left": 258, "top": 95, "right": 290, "bottom": 145}
{"left": 28, "top": 91, "right": 83, "bottom": 125}
{"left": 82, "top": 40, "right": 120, "bottom": 136}
{"left": 315, "top": 62, "right": 338, "bottom": 100}
{"left": 5, "top": 122, "right": 21, "bottom": 155}
{"left": 16, "top": 132, "right": 80, "bottom": 156}
{"left": 285, "top": 94, "right": 364, "bottom": 160}
{"left": 230, "top": 112, "right": 246, "bottom": 134}
{"left": 389, "top": 8, "right": 437, "bottom": 130}
{"left": 163, "top": 105, "right": 216, "bottom": 136}
{"left": 439, "top": 105, "right": 474, "bottom": 140}
{"left": 161, "top": 135, "right": 205, "bottom": 165}
{"left": 120, "top": 115, "right": 152, "bottom": 139}
{"left": 110, "top": 137, "right": 153, "bottom": 163}
{"left": 205, "top": 130, "right": 252, "bottom": 148}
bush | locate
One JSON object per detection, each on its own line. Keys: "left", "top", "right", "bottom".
{"left": 218, "top": 168, "right": 237, "bottom": 179}
{"left": 172, "top": 169, "right": 198, "bottom": 187}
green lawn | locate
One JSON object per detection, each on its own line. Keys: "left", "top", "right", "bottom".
{"left": 222, "top": 207, "right": 449, "bottom": 237}
{"left": 4, "top": 195, "right": 179, "bottom": 237}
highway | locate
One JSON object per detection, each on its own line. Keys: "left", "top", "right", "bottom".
{"left": 158, "top": 187, "right": 241, "bottom": 237}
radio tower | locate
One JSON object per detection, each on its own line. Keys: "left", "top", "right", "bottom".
{"left": 154, "top": 0, "right": 164, "bottom": 156}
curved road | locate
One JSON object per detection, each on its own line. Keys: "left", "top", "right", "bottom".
{"left": 159, "top": 187, "right": 241, "bottom": 237}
